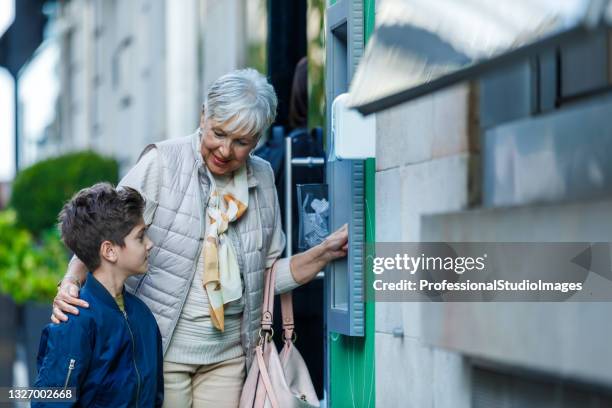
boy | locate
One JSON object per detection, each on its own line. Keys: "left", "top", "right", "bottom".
{"left": 33, "top": 183, "right": 163, "bottom": 407}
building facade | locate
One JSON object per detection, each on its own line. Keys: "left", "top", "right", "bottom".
{"left": 19, "top": 0, "right": 248, "bottom": 174}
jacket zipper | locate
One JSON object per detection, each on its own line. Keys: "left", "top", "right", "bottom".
{"left": 63, "top": 358, "right": 75, "bottom": 390}
{"left": 123, "top": 311, "right": 141, "bottom": 407}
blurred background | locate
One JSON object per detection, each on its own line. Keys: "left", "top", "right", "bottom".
{"left": 3, "top": 0, "right": 612, "bottom": 407}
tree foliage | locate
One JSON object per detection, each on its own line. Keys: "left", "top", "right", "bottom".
{"left": 0, "top": 210, "right": 68, "bottom": 304}
{"left": 10, "top": 151, "right": 119, "bottom": 236}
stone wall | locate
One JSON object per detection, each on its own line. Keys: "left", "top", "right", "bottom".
{"left": 375, "top": 83, "right": 478, "bottom": 407}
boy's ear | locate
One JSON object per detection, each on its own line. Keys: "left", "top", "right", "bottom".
{"left": 100, "top": 240, "right": 118, "bottom": 263}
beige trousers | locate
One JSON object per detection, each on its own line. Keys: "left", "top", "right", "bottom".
{"left": 162, "top": 355, "right": 246, "bottom": 408}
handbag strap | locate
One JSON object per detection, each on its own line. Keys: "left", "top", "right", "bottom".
{"left": 261, "top": 263, "right": 277, "bottom": 331}
{"left": 255, "top": 346, "right": 280, "bottom": 408}
{"left": 280, "top": 292, "right": 294, "bottom": 341}
{"left": 261, "top": 262, "right": 296, "bottom": 341}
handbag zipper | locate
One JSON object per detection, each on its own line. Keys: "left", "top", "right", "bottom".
{"left": 63, "top": 358, "right": 75, "bottom": 390}
{"left": 123, "top": 310, "right": 141, "bottom": 407}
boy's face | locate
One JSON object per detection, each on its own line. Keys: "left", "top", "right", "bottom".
{"left": 115, "top": 220, "right": 153, "bottom": 276}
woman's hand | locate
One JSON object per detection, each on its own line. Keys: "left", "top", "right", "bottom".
{"left": 320, "top": 223, "right": 349, "bottom": 263}
{"left": 51, "top": 279, "right": 90, "bottom": 323}
{"left": 289, "top": 224, "right": 349, "bottom": 284}
{"left": 51, "top": 257, "right": 90, "bottom": 323}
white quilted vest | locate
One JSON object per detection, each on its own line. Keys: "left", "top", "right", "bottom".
{"left": 125, "top": 131, "right": 280, "bottom": 368}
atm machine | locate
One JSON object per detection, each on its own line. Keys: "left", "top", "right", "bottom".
{"left": 323, "top": 0, "right": 375, "bottom": 401}
{"left": 325, "top": 0, "right": 365, "bottom": 340}
{"left": 275, "top": 0, "right": 375, "bottom": 401}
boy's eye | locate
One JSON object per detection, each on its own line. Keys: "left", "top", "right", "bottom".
{"left": 236, "top": 140, "right": 249, "bottom": 146}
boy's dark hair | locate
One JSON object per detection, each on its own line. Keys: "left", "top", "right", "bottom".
{"left": 58, "top": 183, "right": 145, "bottom": 271}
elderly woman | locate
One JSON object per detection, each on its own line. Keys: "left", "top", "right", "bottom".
{"left": 52, "top": 68, "right": 348, "bottom": 407}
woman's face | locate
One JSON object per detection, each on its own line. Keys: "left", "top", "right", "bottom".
{"left": 199, "top": 113, "right": 258, "bottom": 176}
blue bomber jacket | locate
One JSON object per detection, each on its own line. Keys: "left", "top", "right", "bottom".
{"left": 33, "top": 273, "right": 163, "bottom": 407}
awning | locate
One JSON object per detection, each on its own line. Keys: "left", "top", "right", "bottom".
{"left": 348, "top": 0, "right": 611, "bottom": 114}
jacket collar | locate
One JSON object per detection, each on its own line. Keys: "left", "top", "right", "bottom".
{"left": 83, "top": 272, "right": 127, "bottom": 313}
{"left": 191, "top": 129, "right": 259, "bottom": 188}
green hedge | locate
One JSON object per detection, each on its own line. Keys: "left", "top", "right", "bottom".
{"left": 0, "top": 210, "right": 68, "bottom": 304}
{"left": 10, "top": 151, "right": 119, "bottom": 236}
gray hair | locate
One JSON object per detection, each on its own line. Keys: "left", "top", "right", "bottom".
{"left": 203, "top": 68, "right": 278, "bottom": 138}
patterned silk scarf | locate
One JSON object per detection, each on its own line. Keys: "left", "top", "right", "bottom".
{"left": 203, "top": 165, "right": 248, "bottom": 331}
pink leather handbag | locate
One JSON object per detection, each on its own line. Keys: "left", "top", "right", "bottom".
{"left": 239, "top": 263, "right": 320, "bottom": 408}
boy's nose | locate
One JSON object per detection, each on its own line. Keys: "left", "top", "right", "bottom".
{"left": 145, "top": 235, "right": 154, "bottom": 251}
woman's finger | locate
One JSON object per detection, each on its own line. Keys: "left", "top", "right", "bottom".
{"left": 332, "top": 235, "right": 349, "bottom": 249}
{"left": 55, "top": 299, "right": 80, "bottom": 315}
{"left": 52, "top": 306, "right": 68, "bottom": 322}
{"left": 58, "top": 284, "right": 89, "bottom": 308}
{"left": 64, "top": 296, "right": 89, "bottom": 308}
{"left": 331, "top": 249, "right": 348, "bottom": 259}
{"left": 51, "top": 315, "right": 60, "bottom": 324}
{"left": 335, "top": 224, "right": 348, "bottom": 235}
